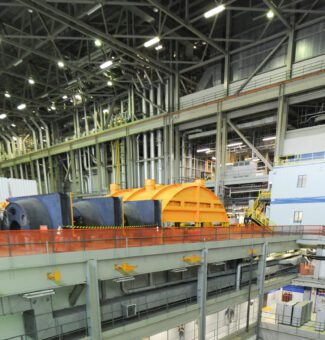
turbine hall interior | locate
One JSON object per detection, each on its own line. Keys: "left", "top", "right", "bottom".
{"left": 0, "top": 1, "right": 325, "bottom": 339}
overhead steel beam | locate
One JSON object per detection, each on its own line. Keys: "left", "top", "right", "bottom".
{"left": 17, "top": 0, "right": 175, "bottom": 76}
{"left": 262, "top": 0, "right": 291, "bottom": 30}
{"left": 236, "top": 36, "right": 288, "bottom": 94}
{"left": 180, "top": 15, "right": 325, "bottom": 74}
{"left": 227, "top": 119, "right": 273, "bottom": 171}
{"left": 146, "top": 0, "right": 226, "bottom": 55}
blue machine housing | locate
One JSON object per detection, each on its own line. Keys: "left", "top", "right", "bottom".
{"left": 4, "top": 193, "right": 71, "bottom": 230}
{"left": 73, "top": 197, "right": 122, "bottom": 226}
{"left": 124, "top": 200, "right": 162, "bottom": 226}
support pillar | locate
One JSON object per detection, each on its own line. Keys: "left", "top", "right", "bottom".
{"left": 223, "top": 10, "right": 231, "bottom": 95}
{"left": 70, "top": 150, "right": 77, "bottom": 194}
{"left": 95, "top": 142, "right": 103, "bottom": 193}
{"left": 48, "top": 155, "right": 54, "bottom": 193}
{"left": 174, "top": 127, "right": 180, "bottom": 182}
{"left": 220, "top": 117, "right": 227, "bottom": 201}
{"left": 256, "top": 242, "right": 268, "bottom": 339}
{"left": 86, "top": 260, "right": 102, "bottom": 340}
{"left": 275, "top": 85, "right": 288, "bottom": 159}
{"left": 197, "top": 248, "right": 208, "bottom": 340}
{"left": 169, "top": 118, "right": 174, "bottom": 183}
{"left": 214, "top": 104, "right": 222, "bottom": 195}
{"left": 163, "top": 118, "right": 169, "bottom": 184}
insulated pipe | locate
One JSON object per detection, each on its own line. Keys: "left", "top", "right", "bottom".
{"left": 150, "top": 87, "right": 155, "bottom": 179}
{"left": 30, "top": 117, "right": 43, "bottom": 149}
{"left": 30, "top": 118, "right": 49, "bottom": 192}
{"left": 143, "top": 134, "right": 148, "bottom": 180}
{"left": 83, "top": 105, "right": 89, "bottom": 135}
{"left": 157, "top": 130, "right": 162, "bottom": 183}
{"left": 79, "top": 149, "right": 84, "bottom": 193}
{"left": 0, "top": 134, "right": 12, "bottom": 156}
{"left": 39, "top": 118, "right": 50, "bottom": 147}
{"left": 157, "top": 84, "right": 163, "bottom": 183}
{"left": 24, "top": 119, "right": 38, "bottom": 151}
{"left": 87, "top": 147, "right": 93, "bottom": 193}
{"left": 142, "top": 89, "right": 148, "bottom": 181}
{"left": 188, "top": 142, "right": 192, "bottom": 179}
{"left": 136, "top": 135, "right": 141, "bottom": 186}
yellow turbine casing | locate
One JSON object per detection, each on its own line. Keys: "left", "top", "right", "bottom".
{"left": 108, "top": 179, "right": 228, "bottom": 224}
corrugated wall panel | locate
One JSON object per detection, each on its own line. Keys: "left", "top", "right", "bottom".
{"left": 0, "top": 178, "right": 10, "bottom": 201}
{"left": 8, "top": 179, "right": 38, "bottom": 197}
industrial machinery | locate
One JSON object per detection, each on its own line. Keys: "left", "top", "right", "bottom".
{"left": 244, "top": 191, "right": 271, "bottom": 226}
{"left": 1, "top": 180, "right": 228, "bottom": 230}
{"left": 3, "top": 193, "right": 71, "bottom": 230}
{"left": 108, "top": 179, "right": 229, "bottom": 225}
{"left": 73, "top": 197, "right": 123, "bottom": 226}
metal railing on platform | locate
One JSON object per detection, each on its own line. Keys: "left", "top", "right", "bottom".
{"left": 179, "top": 59, "right": 325, "bottom": 110}
{"left": 0, "top": 224, "right": 320, "bottom": 258}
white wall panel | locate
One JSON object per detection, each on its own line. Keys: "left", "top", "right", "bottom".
{"left": 270, "top": 163, "right": 325, "bottom": 225}
{"left": 8, "top": 178, "right": 38, "bottom": 197}
{"left": 283, "top": 125, "right": 325, "bottom": 155}
{"left": 0, "top": 178, "right": 9, "bottom": 202}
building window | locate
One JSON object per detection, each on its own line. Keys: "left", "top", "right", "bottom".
{"left": 297, "top": 175, "right": 307, "bottom": 188}
{"left": 293, "top": 211, "right": 303, "bottom": 223}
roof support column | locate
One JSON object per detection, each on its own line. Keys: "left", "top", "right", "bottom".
{"left": 169, "top": 118, "right": 174, "bottom": 184}
{"left": 197, "top": 248, "right": 208, "bottom": 340}
{"left": 286, "top": 29, "right": 295, "bottom": 79}
{"left": 275, "top": 85, "right": 288, "bottom": 159}
{"left": 224, "top": 10, "right": 231, "bottom": 96}
{"left": 174, "top": 126, "right": 180, "bottom": 182}
{"left": 86, "top": 259, "right": 102, "bottom": 340}
{"left": 256, "top": 242, "right": 268, "bottom": 339}
{"left": 220, "top": 116, "right": 228, "bottom": 201}
{"left": 214, "top": 103, "right": 222, "bottom": 196}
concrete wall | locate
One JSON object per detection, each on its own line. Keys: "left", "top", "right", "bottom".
{"left": 269, "top": 162, "right": 325, "bottom": 225}
{"left": 149, "top": 299, "right": 258, "bottom": 340}
{"left": 0, "top": 314, "right": 25, "bottom": 340}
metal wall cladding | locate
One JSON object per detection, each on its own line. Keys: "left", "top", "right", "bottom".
{"left": 0, "top": 178, "right": 10, "bottom": 201}
{"left": 8, "top": 178, "right": 38, "bottom": 197}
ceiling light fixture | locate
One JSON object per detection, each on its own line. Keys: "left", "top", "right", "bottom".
{"left": 4, "top": 91, "right": 11, "bottom": 98}
{"left": 107, "top": 80, "right": 113, "bottom": 87}
{"left": 197, "top": 148, "right": 211, "bottom": 153}
{"left": 11, "top": 124, "right": 16, "bottom": 127}
{"left": 13, "top": 59, "right": 23, "bottom": 67}
{"left": 204, "top": 4, "right": 226, "bottom": 19}
{"left": 227, "top": 142, "right": 243, "bottom": 148}
{"left": 144, "top": 36, "right": 160, "bottom": 48}
{"left": 211, "top": 156, "right": 216, "bottom": 160}
{"left": 74, "top": 94, "right": 82, "bottom": 101}
{"left": 62, "top": 95, "right": 68, "bottom": 100}
{"left": 17, "top": 103, "right": 26, "bottom": 110}
{"left": 262, "top": 136, "right": 276, "bottom": 141}
{"left": 86, "top": 3, "right": 102, "bottom": 16}
{"left": 51, "top": 103, "right": 56, "bottom": 110}
{"left": 266, "top": 10, "right": 274, "bottom": 19}
{"left": 100, "top": 60, "right": 113, "bottom": 70}
{"left": 0, "top": 113, "right": 7, "bottom": 119}
{"left": 94, "top": 39, "right": 102, "bottom": 47}
{"left": 12, "top": 136, "right": 17, "bottom": 141}
{"left": 28, "top": 77, "right": 35, "bottom": 85}
{"left": 57, "top": 60, "right": 65, "bottom": 68}
{"left": 155, "top": 44, "right": 163, "bottom": 51}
